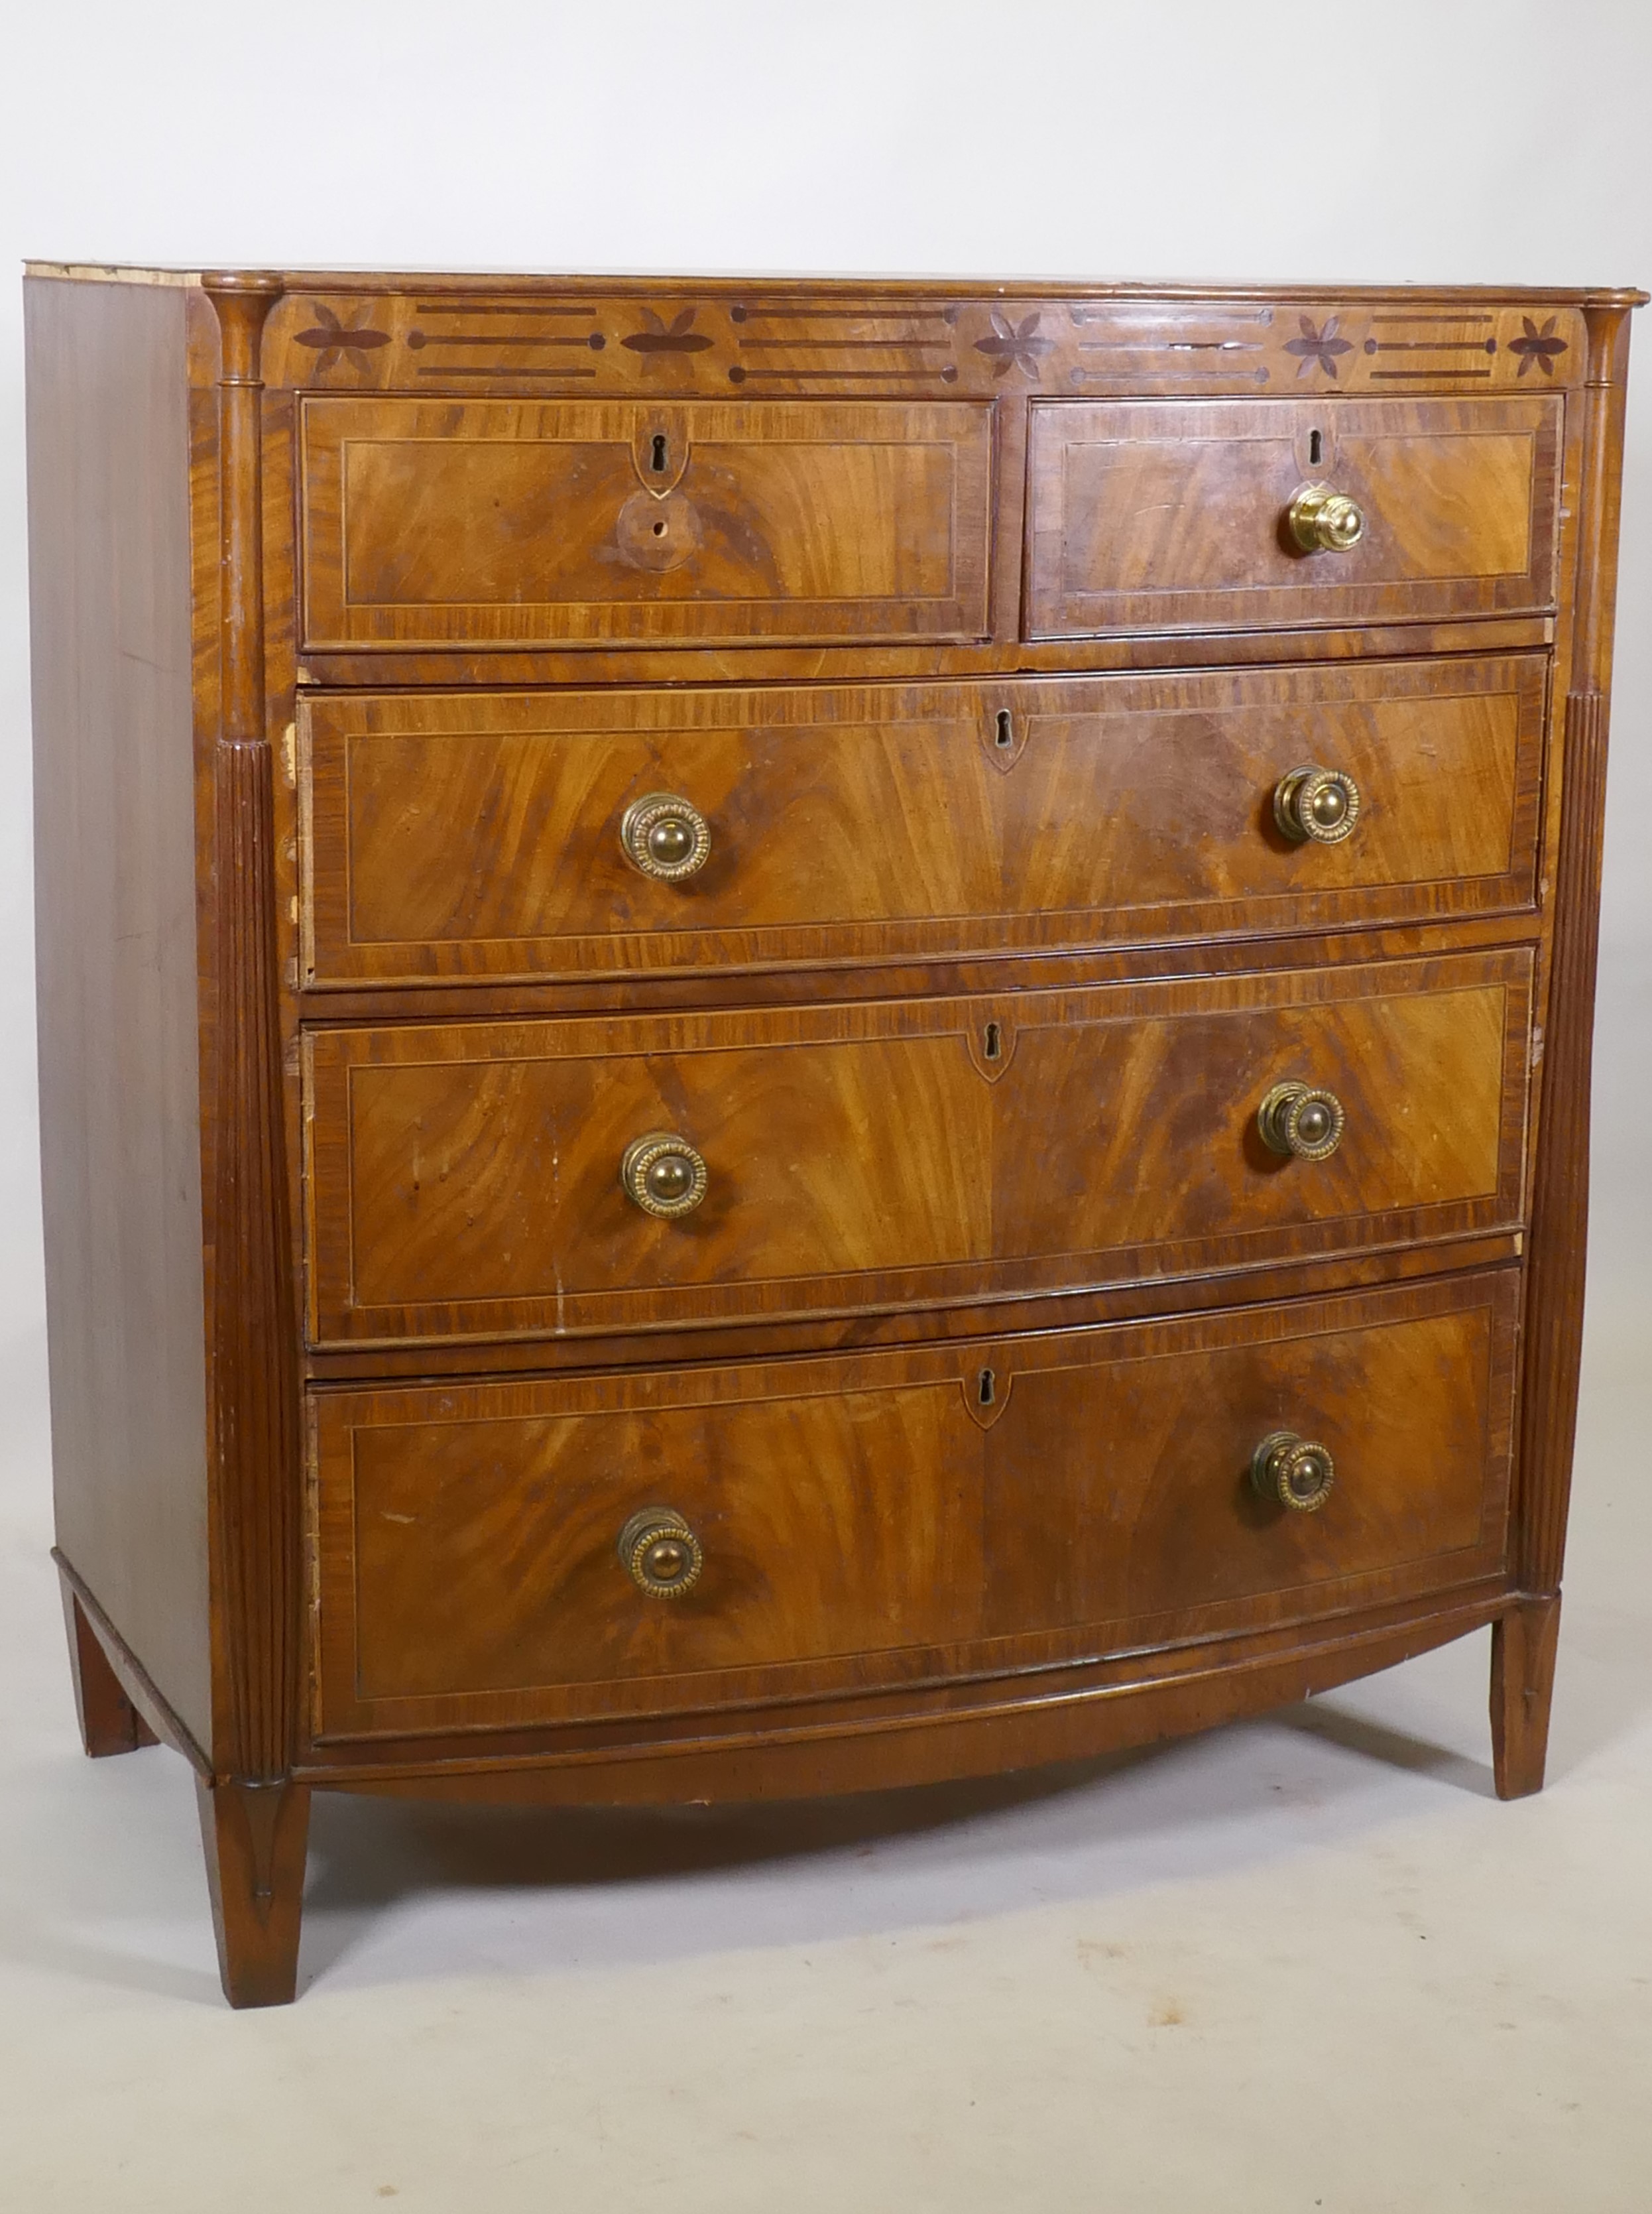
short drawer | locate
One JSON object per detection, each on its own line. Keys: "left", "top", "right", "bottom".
{"left": 300, "top": 655, "right": 1545, "bottom": 985}
{"left": 299, "top": 397, "right": 992, "bottom": 650}
{"left": 302, "top": 951, "right": 1532, "bottom": 1346}
{"left": 1026, "top": 396, "right": 1562, "bottom": 637}
{"left": 308, "top": 1268, "right": 1518, "bottom": 1740}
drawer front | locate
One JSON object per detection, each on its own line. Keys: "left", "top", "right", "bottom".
{"left": 304, "top": 952, "right": 1531, "bottom": 1345}
{"left": 309, "top": 1270, "right": 1517, "bottom": 1739}
{"left": 1026, "top": 397, "right": 1562, "bottom": 637}
{"left": 302, "top": 656, "right": 1545, "bottom": 985}
{"left": 300, "top": 398, "right": 993, "bottom": 650}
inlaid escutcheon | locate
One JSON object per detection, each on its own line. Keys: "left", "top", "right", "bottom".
{"left": 307, "top": 1269, "right": 1518, "bottom": 1741}
{"left": 302, "top": 950, "right": 1533, "bottom": 1347}
{"left": 299, "top": 656, "right": 1544, "bottom": 985}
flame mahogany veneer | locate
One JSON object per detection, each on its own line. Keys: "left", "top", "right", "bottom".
{"left": 25, "top": 265, "right": 1641, "bottom": 2005}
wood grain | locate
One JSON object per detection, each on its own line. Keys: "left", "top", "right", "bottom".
{"left": 196, "top": 1776, "right": 310, "bottom": 2007}
{"left": 300, "top": 397, "right": 993, "bottom": 649}
{"left": 61, "top": 1585, "right": 160, "bottom": 1757}
{"left": 304, "top": 952, "right": 1533, "bottom": 1345}
{"left": 293, "top": 613, "right": 1557, "bottom": 696}
{"left": 202, "top": 276, "right": 303, "bottom": 1787}
{"left": 302, "top": 1235, "right": 1527, "bottom": 1386}
{"left": 229, "top": 283, "right": 1599, "bottom": 402}
{"left": 308, "top": 1269, "right": 1518, "bottom": 1741}
{"left": 1517, "top": 692, "right": 1610, "bottom": 1597}
{"left": 25, "top": 269, "right": 1640, "bottom": 2001}
{"left": 1515, "top": 306, "right": 1637, "bottom": 1606}
{"left": 24, "top": 273, "right": 213, "bottom": 1750}
{"left": 301, "top": 1590, "right": 1515, "bottom": 1801}
{"left": 301, "top": 655, "right": 1545, "bottom": 985}
{"left": 1491, "top": 1593, "right": 1562, "bottom": 1798}
{"left": 1027, "top": 397, "right": 1562, "bottom": 636}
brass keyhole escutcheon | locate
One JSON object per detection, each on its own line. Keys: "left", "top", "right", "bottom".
{"left": 620, "top": 791, "right": 711, "bottom": 882}
{"left": 1251, "top": 1431, "right": 1335, "bottom": 1513}
{"left": 1258, "top": 1081, "right": 1345, "bottom": 1162}
{"left": 620, "top": 1132, "right": 709, "bottom": 1219}
{"left": 619, "top": 1508, "right": 704, "bottom": 1597}
{"left": 1287, "top": 483, "right": 1365, "bottom": 553}
{"left": 1273, "top": 763, "right": 1362, "bottom": 845}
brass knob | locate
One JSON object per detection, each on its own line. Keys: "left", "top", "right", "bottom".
{"left": 1258, "top": 1081, "right": 1345, "bottom": 1162}
{"left": 1251, "top": 1430, "right": 1335, "bottom": 1513}
{"left": 1287, "top": 484, "right": 1365, "bottom": 554}
{"left": 620, "top": 792, "right": 711, "bottom": 882}
{"left": 1273, "top": 763, "right": 1362, "bottom": 845}
{"left": 619, "top": 1508, "right": 703, "bottom": 1597}
{"left": 620, "top": 1131, "right": 708, "bottom": 1219}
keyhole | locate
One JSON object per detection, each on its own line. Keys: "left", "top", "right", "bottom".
{"left": 1309, "top": 428, "right": 1323, "bottom": 467}
{"left": 978, "top": 1367, "right": 996, "bottom": 1407}
{"left": 650, "top": 432, "right": 669, "bottom": 473}
{"left": 994, "top": 709, "right": 1014, "bottom": 750}
{"left": 983, "top": 1021, "right": 1002, "bottom": 1061}
{"left": 652, "top": 520, "right": 668, "bottom": 536}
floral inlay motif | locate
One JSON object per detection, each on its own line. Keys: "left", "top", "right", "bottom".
{"left": 291, "top": 302, "right": 391, "bottom": 374}
{"left": 1510, "top": 316, "right": 1568, "bottom": 377}
{"left": 973, "top": 311, "right": 1053, "bottom": 381}
{"left": 622, "top": 308, "right": 715, "bottom": 376}
{"left": 1283, "top": 315, "right": 1354, "bottom": 380}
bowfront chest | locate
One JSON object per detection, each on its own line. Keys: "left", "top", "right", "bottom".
{"left": 25, "top": 266, "right": 1641, "bottom": 2004}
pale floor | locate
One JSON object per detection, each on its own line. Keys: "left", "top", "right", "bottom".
{"left": 1, "top": 1304, "right": 1649, "bottom": 2213}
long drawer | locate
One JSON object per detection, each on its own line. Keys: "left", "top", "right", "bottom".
{"left": 300, "top": 656, "right": 1545, "bottom": 985}
{"left": 302, "top": 950, "right": 1532, "bottom": 1346}
{"left": 299, "top": 397, "right": 994, "bottom": 650}
{"left": 308, "top": 1268, "right": 1519, "bottom": 1741}
{"left": 1026, "top": 395, "right": 1563, "bottom": 637}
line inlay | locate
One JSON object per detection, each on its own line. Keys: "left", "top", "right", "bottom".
{"left": 412, "top": 301, "right": 598, "bottom": 318}
{"left": 407, "top": 332, "right": 605, "bottom": 350}
{"left": 1364, "top": 339, "right": 1498, "bottom": 354}
{"left": 1070, "top": 366, "right": 1270, "bottom": 385}
{"left": 730, "top": 306, "right": 952, "bottom": 324}
{"left": 414, "top": 365, "right": 599, "bottom": 379}
{"left": 736, "top": 338, "right": 951, "bottom": 353}
{"left": 728, "top": 366, "right": 960, "bottom": 383}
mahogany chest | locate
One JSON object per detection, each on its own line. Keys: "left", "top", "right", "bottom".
{"left": 25, "top": 266, "right": 1641, "bottom": 2004}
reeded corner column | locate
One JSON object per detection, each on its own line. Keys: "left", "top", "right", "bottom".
{"left": 1496, "top": 297, "right": 1638, "bottom": 1800}
{"left": 199, "top": 273, "right": 310, "bottom": 2004}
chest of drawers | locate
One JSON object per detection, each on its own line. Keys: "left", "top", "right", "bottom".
{"left": 25, "top": 266, "right": 1641, "bottom": 2006}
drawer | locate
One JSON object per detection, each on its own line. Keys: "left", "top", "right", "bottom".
{"left": 303, "top": 951, "right": 1531, "bottom": 1345}
{"left": 308, "top": 1268, "right": 1518, "bottom": 1740}
{"left": 301, "top": 655, "right": 1545, "bottom": 985}
{"left": 1026, "top": 397, "right": 1562, "bottom": 637}
{"left": 299, "top": 397, "right": 993, "bottom": 650}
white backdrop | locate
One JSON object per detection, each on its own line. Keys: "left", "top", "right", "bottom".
{"left": 1, "top": 0, "right": 1648, "bottom": 1516}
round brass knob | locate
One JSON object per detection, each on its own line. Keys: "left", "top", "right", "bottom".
{"left": 620, "top": 1132, "right": 708, "bottom": 1219}
{"left": 619, "top": 792, "right": 711, "bottom": 882}
{"left": 1258, "top": 1081, "right": 1346, "bottom": 1162}
{"left": 1251, "top": 1430, "right": 1336, "bottom": 1513}
{"left": 1273, "top": 763, "right": 1362, "bottom": 845}
{"left": 1287, "top": 484, "right": 1366, "bottom": 554}
{"left": 618, "top": 1508, "right": 703, "bottom": 1597}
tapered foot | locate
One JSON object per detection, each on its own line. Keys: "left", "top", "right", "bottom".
{"left": 61, "top": 1585, "right": 159, "bottom": 1757}
{"left": 1491, "top": 1594, "right": 1562, "bottom": 1800}
{"left": 196, "top": 1777, "right": 311, "bottom": 2008}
